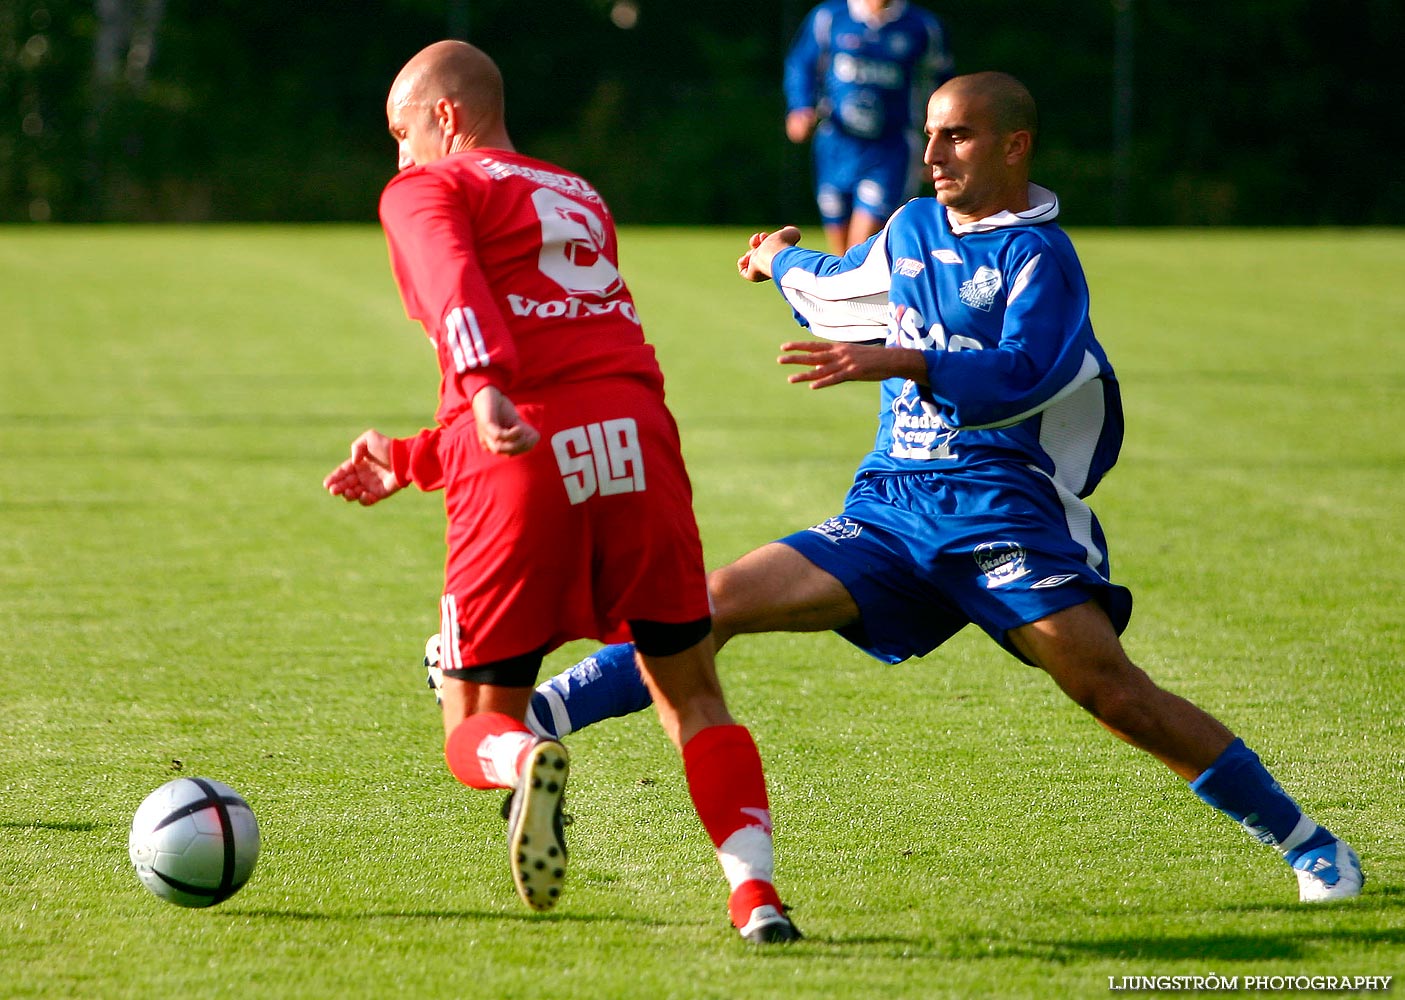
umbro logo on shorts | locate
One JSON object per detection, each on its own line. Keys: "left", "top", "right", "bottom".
{"left": 1031, "top": 573, "right": 1079, "bottom": 590}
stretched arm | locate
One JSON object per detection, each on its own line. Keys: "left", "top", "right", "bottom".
{"left": 324, "top": 429, "right": 403, "bottom": 506}
{"left": 737, "top": 226, "right": 803, "bottom": 282}
{"left": 779, "top": 341, "right": 926, "bottom": 390}
{"left": 381, "top": 172, "right": 520, "bottom": 405}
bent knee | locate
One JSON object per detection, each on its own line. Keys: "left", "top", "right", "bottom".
{"left": 1043, "top": 652, "right": 1155, "bottom": 719}
{"left": 1070, "top": 666, "right": 1176, "bottom": 736}
{"left": 704, "top": 564, "right": 739, "bottom": 620}
{"left": 1080, "top": 682, "right": 1157, "bottom": 731}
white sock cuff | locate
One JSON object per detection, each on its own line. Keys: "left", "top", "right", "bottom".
{"left": 478, "top": 730, "right": 534, "bottom": 787}
{"left": 1276, "top": 813, "right": 1319, "bottom": 855}
{"left": 717, "top": 825, "right": 775, "bottom": 891}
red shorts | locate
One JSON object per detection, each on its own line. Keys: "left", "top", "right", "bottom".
{"left": 435, "top": 377, "right": 709, "bottom": 669}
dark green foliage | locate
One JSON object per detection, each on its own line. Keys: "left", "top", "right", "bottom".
{"left": 1, "top": 1, "right": 1402, "bottom": 224}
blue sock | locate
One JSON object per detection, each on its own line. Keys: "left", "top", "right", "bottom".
{"left": 525, "top": 642, "right": 654, "bottom": 739}
{"left": 1189, "top": 738, "right": 1335, "bottom": 864}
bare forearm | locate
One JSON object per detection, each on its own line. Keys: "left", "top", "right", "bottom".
{"left": 779, "top": 342, "right": 928, "bottom": 389}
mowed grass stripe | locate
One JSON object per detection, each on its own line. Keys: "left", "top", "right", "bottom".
{"left": 0, "top": 226, "right": 1400, "bottom": 999}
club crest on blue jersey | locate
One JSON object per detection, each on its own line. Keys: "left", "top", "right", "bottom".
{"left": 959, "top": 266, "right": 1002, "bottom": 312}
{"left": 807, "top": 516, "right": 864, "bottom": 542}
{"left": 890, "top": 379, "right": 945, "bottom": 421}
{"left": 888, "top": 381, "right": 957, "bottom": 460}
{"left": 974, "top": 540, "right": 1029, "bottom": 587}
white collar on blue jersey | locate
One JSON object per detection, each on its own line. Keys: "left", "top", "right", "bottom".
{"left": 948, "top": 184, "right": 1060, "bottom": 234}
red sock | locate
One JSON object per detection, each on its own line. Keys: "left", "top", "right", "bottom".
{"left": 682, "top": 724, "right": 783, "bottom": 927}
{"left": 728, "top": 879, "right": 783, "bottom": 929}
{"left": 444, "top": 712, "right": 535, "bottom": 789}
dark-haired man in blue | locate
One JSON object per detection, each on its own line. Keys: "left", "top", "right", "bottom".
{"left": 441, "top": 72, "right": 1364, "bottom": 906}
{"left": 785, "top": 0, "right": 952, "bottom": 254}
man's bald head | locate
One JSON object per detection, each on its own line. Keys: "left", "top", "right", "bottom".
{"left": 390, "top": 41, "right": 503, "bottom": 120}
{"left": 936, "top": 72, "right": 1038, "bottom": 146}
{"left": 386, "top": 40, "right": 512, "bottom": 169}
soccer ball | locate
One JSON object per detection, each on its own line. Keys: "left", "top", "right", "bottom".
{"left": 128, "top": 777, "right": 260, "bottom": 908}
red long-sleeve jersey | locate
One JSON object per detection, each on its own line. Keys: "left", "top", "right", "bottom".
{"left": 379, "top": 148, "right": 666, "bottom": 487}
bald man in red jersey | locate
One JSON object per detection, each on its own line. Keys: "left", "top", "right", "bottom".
{"left": 323, "top": 40, "right": 800, "bottom": 943}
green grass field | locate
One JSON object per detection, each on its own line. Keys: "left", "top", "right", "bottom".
{"left": 1, "top": 226, "right": 1402, "bottom": 998}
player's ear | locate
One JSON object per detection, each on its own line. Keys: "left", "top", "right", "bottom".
{"left": 1004, "top": 129, "right": 1032, "bottom": 165}
{"left": 433, "top": 97, "right": 458, "bottom": 139}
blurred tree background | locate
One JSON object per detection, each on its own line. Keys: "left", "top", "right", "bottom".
{"left": 2, "top": 0, "right": 1401, "bottom": 226}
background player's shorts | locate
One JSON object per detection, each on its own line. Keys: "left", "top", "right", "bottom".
{"left": 436, "top": 377, "right": 709, "bottom": 670}
{"left": 777, "top": 470, "right": 1133, "bottom": 665}
{"left": 812, "top": 124, "right": 916, "bottom": 226}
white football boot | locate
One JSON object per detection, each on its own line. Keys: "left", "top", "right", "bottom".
{"left": 505, "top": 739, "right": 571, "bottom": 911}
{"left": 1292, "top": 839, "right": 1364, "bottom": 902}
{"left": 738, "top": 904, "right": 803, "bottom": 944}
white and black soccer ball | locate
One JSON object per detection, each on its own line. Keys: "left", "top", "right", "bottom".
{"left": 128, "top": 777, "right": 260, "bottom": 908}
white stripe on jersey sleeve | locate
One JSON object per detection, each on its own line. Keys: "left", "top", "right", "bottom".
{"left": 957, "top": 349, "right": 1103, "bottom": 431}
{"left": 775, "top": 236, "right": 893, "bottom": 343}
{"left": 1006, "top": 254, "right": 1039, "bottom": 307}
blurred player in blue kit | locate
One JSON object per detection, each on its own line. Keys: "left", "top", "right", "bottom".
{"left": 784, "top": 0, "right": 953, "bottom": 253}
{"left": 468, "top": 71, "right": 1364, "bottom": 906}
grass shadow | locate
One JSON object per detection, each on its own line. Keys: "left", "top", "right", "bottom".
{"left": 229, "top": 906, "right": 666, "bottom": 930}
{"left": 1, "top": 819, "right": 113, "bottom": 832}
{"left": 1049, "top": 925, "right": 1405, "bottom": 963}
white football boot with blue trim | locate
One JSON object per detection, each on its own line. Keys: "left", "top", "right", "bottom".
{"left": 1292, "top": 839, "right": 1363, "bottom": 902}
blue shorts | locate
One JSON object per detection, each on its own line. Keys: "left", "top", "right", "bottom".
{"left": 812, "top": 124, "right": 916, "bottom": 226}
{"left": 778, "top": 470, "right": 1134, "bottom": 665}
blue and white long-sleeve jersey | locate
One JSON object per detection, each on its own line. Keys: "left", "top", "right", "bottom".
{"left": 784, "top": 0, "right": 953, "bottom": 142}
{"left": 771, "top": 185, "right": 1123, "bottom": 499}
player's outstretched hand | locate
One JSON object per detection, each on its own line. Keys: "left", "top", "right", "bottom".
{"left": 324, "top": 429, "right": 403, "bottom": 506}
{"left": 472, "top": 385, "right": 540, "bottom": 456}
{"left": 738, "top": 226, "right": 802, "bottom": 282}
{"left": 779, "top": 341, "right": 927, "bottom": 389}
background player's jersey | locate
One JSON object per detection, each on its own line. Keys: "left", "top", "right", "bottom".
{"left": 770, "top": 185, "right": 1123, "bottom": 500}
{"left": 784, "top": 0, "right": 953, "bottom": 143}
{"left": 379, "top": 149, "right": 664, "bottom": 429}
